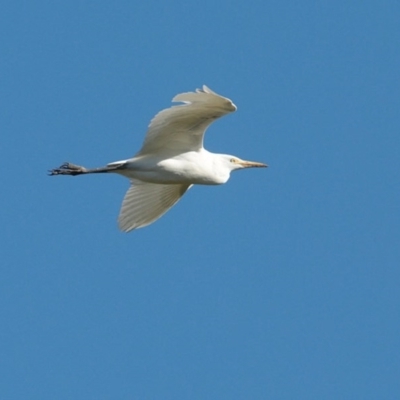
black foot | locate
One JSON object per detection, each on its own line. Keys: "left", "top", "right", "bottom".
{"left": 48, "top": 162, "right": 87, "bottom": 176}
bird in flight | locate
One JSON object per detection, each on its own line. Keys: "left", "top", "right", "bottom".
{"left": 49, "top": 85, "right": 267, "bottom": 231}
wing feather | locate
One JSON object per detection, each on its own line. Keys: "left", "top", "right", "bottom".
{"left": 137, "top": 85, "right": 236, "bottom": 156}
{"left": 118, "top": 179, "right": 192, "bottom": 231}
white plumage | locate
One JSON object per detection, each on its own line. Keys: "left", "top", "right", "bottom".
{"left": 50, "top": 85, "right": 267, "bottom": 231}
{"left": 138, "top": 86, "right": 236, "bottom": 155}
{"left": 118, "top": 180, "right": 192, "bottom": 231}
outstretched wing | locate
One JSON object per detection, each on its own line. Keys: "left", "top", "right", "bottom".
{"left": 118, "top": 179, "right": 192, "bottom": 231}
{"left": 136, "top": 85, "right": 237, "bottom": 156}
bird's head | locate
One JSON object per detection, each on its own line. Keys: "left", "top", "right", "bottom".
{"left": 212, "top": 154, "right": 267, "bottom": 184}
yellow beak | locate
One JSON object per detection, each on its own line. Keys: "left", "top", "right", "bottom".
{"left": 238, "top": 160, "right": 268, "bottom": 168}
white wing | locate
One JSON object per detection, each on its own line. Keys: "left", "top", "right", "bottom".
{"left": 118, "top": 179, "right": 192, "bottom": 231}
{"left": 136, "top": 85, "right": 237, "bottom": 156}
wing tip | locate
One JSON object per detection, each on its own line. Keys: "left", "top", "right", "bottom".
{"left": 197, "top": 85, "right": 217, "bottom": 95}
{"left": 118, "top": 221, "right": 140, "bottom": 232}
{"left": 172, "top": 85, "right": 237, "bottom": 112}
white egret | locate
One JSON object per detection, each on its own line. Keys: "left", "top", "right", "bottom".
{"left": 50, "top": 85, "right": 267, "bottom": 231}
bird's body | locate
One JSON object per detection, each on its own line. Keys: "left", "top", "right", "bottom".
{"left": 109, "top": 149, "right": 233, "bottom": 185}
{"left": 50, "top": 86, "right": 267, "bottom": 231}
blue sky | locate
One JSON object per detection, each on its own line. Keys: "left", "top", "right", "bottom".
{"left": 1, "top": 1, "right": 400, "bottom": 398}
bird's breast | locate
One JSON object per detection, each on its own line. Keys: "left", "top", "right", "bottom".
{"left": 120, "top": 154, "right": 228, "bottom": 185}
{"left": 156, "top": 158, "right": 226, "bottom": 185}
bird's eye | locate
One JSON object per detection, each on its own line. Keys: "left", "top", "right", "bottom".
{"left": 230, "top": 158, "right": 236, "bottom": 163}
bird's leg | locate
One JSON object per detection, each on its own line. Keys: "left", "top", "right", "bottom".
{"left": 48, "top": 162, "right": 87, "bottom": 176}
{"left": 48, "top": 162, "right": 121, "bottom": 176}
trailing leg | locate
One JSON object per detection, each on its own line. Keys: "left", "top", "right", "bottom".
{"left": 48, "top": 162, "right": 122, "bottom": 176}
